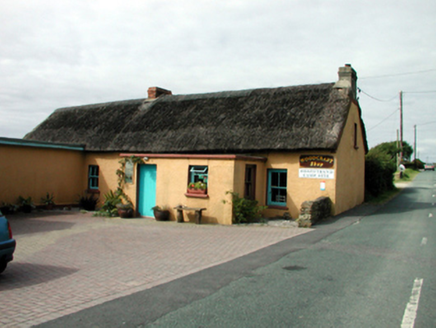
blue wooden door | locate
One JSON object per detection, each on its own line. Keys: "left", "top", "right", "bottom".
{"left": 138, "top": 164, "right": 157, "bottom": 217}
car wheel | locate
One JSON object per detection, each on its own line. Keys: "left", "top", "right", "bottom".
{"left": 0, "top": 259, "right": 7, "bottom": 274}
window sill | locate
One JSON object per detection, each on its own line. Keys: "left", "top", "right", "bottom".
{"left": 87, "top": 189, "right": 100, "bottom": 194}
{"left": 267, "top": 205, "right": 288, "bottom": 210}
{"left": 185, "top": 193, "right": 209, "bottom": 199}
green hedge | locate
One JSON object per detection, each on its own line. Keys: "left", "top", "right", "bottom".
{"left": 365, "top": 154, "right": 396, "bottom": 199}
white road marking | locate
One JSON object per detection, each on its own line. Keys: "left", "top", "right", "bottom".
{"left": 401, "top": 278, "right": 424, "bottom": 328}
{"left": 421, "top": 237, "right": 427, "bottom": 246}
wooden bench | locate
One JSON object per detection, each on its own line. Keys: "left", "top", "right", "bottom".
{"left": 173, "top": 205, "right": 207, "bottom": 224}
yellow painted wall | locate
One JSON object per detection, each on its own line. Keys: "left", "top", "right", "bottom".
{"left": 0, "top": 144, "right": 85, "bottom": 206}
{"left": 260, "top": 152, "right": 337, "bottom": 219}
{"left": 117, "top": 157, "right": 238, "bottom": 225}
{"left": 83, "top": 153, "right": 121, "bottom": 206}
{"left": 334, "top": 102, "right": 366, "bottom": 214}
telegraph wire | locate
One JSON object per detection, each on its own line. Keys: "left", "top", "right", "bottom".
{"left": 367, "top": 108, "right": 399, "bottom": 132}
{"left": 357, "top": 88, "right": 397, "bottom": 102}
{"left": 360, "top": 68, "right": 436, "bottom": 80}
{"left": 403, "top": 90, "right": 436, "bottom": 94}
{"left": 416, "top": 120, "right": 436, "bottom": 126}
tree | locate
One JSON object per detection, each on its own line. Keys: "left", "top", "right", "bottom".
{"left": 368, "top": 141, "right": 413, "bottom": 162}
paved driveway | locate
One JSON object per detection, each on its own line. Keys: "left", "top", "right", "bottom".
{"left": 0, "top": 210, "right": 309, "bottom": 327}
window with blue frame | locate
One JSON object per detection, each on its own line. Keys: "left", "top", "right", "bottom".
{"left": 267, "top": 169, "right": 287, "bottom": 206}
{"left": 88, "top": 165, "right": 99, "bottom": 190}
{"left": 189, "top": 166, "right": 208, "bottom": 184}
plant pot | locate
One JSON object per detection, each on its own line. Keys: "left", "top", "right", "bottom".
{"left": 45, "top": 204, "right": 54, "bottom": 210}
{"left": 187, "top": 188, "right": 207, "bottom": 195}
{"left": 0, "top": 206, "right": 10, "bottom": 215}
{"left": 153, "top": 209, "right": 170, "bottom": 221}
{"left": 22, "top": 205, "right": 32, "bottom": 213}
{"left": 117, "top": 208, "right": 133, "bottom": 218}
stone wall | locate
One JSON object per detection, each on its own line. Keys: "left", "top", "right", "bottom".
{"left": 297, "top": 196, "right": 332, "bottom": 227}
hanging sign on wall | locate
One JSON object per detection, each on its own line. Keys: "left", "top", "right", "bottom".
{"left": 299, "top": 169, "right": 335, "bottom": 179}
{"left": 299, "top": 155, "right": 334, "bottom": 168}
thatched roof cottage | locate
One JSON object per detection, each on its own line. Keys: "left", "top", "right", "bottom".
{"left": 2, "top": 64, "right": 367, "bottom": 224}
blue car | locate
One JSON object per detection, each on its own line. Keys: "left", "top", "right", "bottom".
{"left": 0, "top": 211, "right": 16, "bottom": 273}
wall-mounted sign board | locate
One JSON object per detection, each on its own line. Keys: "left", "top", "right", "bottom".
{"left": 299, "top": 169, "right": 335, "bottom": 179}
{"left": 299, "top": 155, "right": 334, "bottom": 168}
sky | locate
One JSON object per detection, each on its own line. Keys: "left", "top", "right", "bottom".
{"left": 1, "top": 0, "right": 435, "bottom": 161}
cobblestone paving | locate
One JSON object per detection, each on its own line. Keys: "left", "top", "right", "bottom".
{"left": 0, "top": 211, "right": 310, "bottom": 327}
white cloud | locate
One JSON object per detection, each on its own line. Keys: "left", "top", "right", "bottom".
{"left": 0, "top": 0, "right": 435, "bottom": 160}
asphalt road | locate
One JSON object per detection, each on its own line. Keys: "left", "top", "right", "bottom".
{"left": 37, "top": 171, "right": 436, "bottom": 328}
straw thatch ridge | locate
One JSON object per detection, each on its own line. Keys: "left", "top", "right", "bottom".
{"left": 25, "top": 83, "right": 359, "bottom": 153}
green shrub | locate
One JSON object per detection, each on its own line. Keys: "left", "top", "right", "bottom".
{"left": 224, "top": 191, "right": 267, "bottom": 224}
{"left": 96, "top": 190, "right": 123, "bottom": 217}
{"left": 78, "top": 194, "right": 98, "bottom": 211}
{"left": 365, "top": 153, "right": 396, "bottom": 199}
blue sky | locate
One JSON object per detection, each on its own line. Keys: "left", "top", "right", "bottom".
{"left": 1, "top": 0, "right": 435, "bottom": 161}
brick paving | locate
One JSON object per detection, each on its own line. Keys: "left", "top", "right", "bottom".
{"left": 0, "top": 210, "right": 310, "bottom": 327}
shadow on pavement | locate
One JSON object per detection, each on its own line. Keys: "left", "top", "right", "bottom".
{"left": 7, "top": 212, "right": 78, "bottom": 235}
{"left": 0, "top": 263, "right": 78, "bottom": 291}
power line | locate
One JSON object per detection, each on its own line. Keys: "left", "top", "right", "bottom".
{"left": 367, "top": 108, "right": 399, "bottom": 132}
{"left": 360, "top": 68, "right": 436, "bottom": 80}
{"left": 403, "top": 90, "right": 436, "bottom": 94}
{"left": 416, "top": 120, "right": 436, "bottom": 126}
{"left": 357, "top": 88, "right": 397, "bottom": 102}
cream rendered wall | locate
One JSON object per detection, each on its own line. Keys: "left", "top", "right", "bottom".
{"left": 232, "top": 160, "right": 267, "bottom": 203}
{"left": 115, "top": 156, "right": 237, "bottom": 225}
{"left": 0, "top": 144, "right": 85, "bottom": 206}
{"left": 84, "top": 153, "right": 121, "bottom": 205}
{"left": 261, "top": 152, "right": 337, "bottom": 219}
{"left": 333, "top": 102, "right": 366, "bottom": 214}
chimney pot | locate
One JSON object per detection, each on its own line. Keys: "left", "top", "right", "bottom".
{"left": 148, "top": 87, "right": 172, "bottom": 99}
{"left": 333, "top": 64, "right": 358, "bottom": 99}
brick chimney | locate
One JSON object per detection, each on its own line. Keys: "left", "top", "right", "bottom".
{"left": 333, "top": 64, "right": 357, "bottom": 99}
{"left": 147, "top": 87, "right": 172, "bottom": 99}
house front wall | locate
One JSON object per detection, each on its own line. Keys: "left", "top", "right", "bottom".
{"left": 113, "top": 155, "right": 239, "bottom": 225}
{"left": 258, "top": 152, "right": 337, "bottom": 219}
{"left": 0, "top": 143, "right": 85, "bottom": 206}
{"left": 256, "top": 103, "right": 365, "bottom": 219}
{"left": 334, "top": 101, "right": 366, "bottom": 214}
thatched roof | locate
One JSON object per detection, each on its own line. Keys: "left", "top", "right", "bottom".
{"left": 24, "top": 83, "right": 366, "bottom": 153}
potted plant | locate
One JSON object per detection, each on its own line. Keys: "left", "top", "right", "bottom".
{"left": 116, "top": 203, "right": 134, "bottom": 218}
{"left": 152, "top": 206, "right": 170, "bottom": 221}
{"left": 18, "top": 196, "right": 35, "bottom": 213}
{"left": 78, "top": 193, "right": 99, "bottom": 211}
{"left": 41, "top": 192, "right": 55, "bottom": 210}
{"left": 187, "top": 181, "right": 207, "bottom": 195}
{"left": 0, "top": 202, "right": 16, "bottom": 215}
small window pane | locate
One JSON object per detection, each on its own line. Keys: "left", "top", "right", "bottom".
{"left": 88, "top": 165, "right": 99, "bottom": 190}
{"left": 189, "top": 166, "right": 208, "bottom": 188}
{"left": 267, "top": 169, "right": 287, "bottom": 206}
{"left": 271, "top": 172, "right": 279, "bottom": 187}
{"left": 279, "top": 172, "right": 287, "bottom": 187}
{"left": 125, "top": 160, "right": 133, "bottom": 184}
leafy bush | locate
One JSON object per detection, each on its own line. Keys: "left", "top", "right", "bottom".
{"left": 224, "top": 191, "right": 267, "bottom": 224}
{"left": 0, "top": 202, "right": 16, "bottom": 215}
{"left": 17, "top": 196, "right": 35, "bottom": 213}
{"left": 96, "top": 190, "right": 123, "bottom": 217}
{"left": 365, "top": 152, "right": 396, "bottom": 199}
{"left": 78, "top": 194, "right": 98, "bottom": 211}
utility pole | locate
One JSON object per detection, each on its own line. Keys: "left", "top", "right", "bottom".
{"left": 414, "top": 124, "right": 417, "bottom": 169}
{"left": 399, "top": 91, "right": 403, "bottom": 163}
{"left": 396, "top": 129, "right": 400, "bottom": 168}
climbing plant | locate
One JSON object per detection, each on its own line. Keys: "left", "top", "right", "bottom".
{"left": 115, "top": 155, "right": 144, "bottom": 204}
